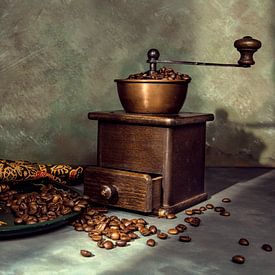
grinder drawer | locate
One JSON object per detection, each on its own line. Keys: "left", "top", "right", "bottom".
{"left": 84, "top": 166, "right": 162, "bottom": 213}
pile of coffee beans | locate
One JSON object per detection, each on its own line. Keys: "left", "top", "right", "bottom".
{"left": 71, "top": 208, "right": 164, "bottom": 250}
{"left": 127, "top": 67, "right": 191, "bottom": 81}
{"left": 0, "top": 183, "right": 88, "bottom": 225}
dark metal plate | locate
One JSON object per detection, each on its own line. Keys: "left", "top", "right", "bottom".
{"left": 0, "top": 180, "right": 81, "bottom": 239}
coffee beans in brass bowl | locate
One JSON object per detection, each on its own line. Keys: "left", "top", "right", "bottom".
{"left": 115, "top": 67, "right": 191, "bottom": 114}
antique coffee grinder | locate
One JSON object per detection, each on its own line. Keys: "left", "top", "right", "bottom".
{"left": 84, "top": 36, "right": 261, "bottom": 215}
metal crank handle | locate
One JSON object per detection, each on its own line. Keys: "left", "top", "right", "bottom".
{"left": 147, "top": 36, "right": 261, "bottom": 72}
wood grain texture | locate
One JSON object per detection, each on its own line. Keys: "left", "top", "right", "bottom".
{"left": 84, "top": 166, "right": 162, "bottom": 212}
{"left": 98, "top": 122, "right": 167, "bottom": 174}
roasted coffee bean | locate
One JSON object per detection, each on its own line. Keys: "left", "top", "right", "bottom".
{"left": 84, "top": 226, "right": 93, "bottom": 232}
{"left": 185, "top": 210, "right": 193, "bottom": 216}
{"left": 120, "top": 235, "right": 131, "bottom": 242}
{"left": 214, "top": 207, "right": 225, "bottom": 213}
{"left": 140, "top": 227, "right": 151, "bottom": 236}
{"left": 146, "top": 239, "right": 156, "bottom": 247}
{"left": 206, "top": 204, "right": 214, "bottom": 209}
{"left": 128, "top": 232, "right": 139, "bottom": 239}
{"left": 189, "top": 217, "right": 201, "bottom": 227}
{"left": 179, "top": 235, "right": 191, "bottom": 242}
{"left": 80, "top": 250, "right": 93, "bottom": 257}
{"left": 238, "top": 238, "right": 249, "bottom": 246}
{"left": 222, "top": 198, "right": 231, "bottom": 203}
{"left": 127, "top": 67, "right": 190, "bottom": 81}
{"left": 116, "top": 240, "right": 127, "bottom": 247}
{"left": 184, "top": 217, "right": 193, "bottom": 223}
{"left": 91, "top": 235, "right": 103, "bottom": 242}
{"left": 75, "top": 226, "right": 84, "bottom": 231}
{"left": 220, "top": 211, "right": 230, "bottom": 217}
{"left": 97, "top": 239, "right": 105, "bottom": 248}
{"left": 175, "top": 224, "right": 187, "bottom": 232}
{"left": 14, "top": 217, "right": 23, "bottom": 224}
{"left": 262, "top": 244, "right": 272, "bottom": 252}
{"left": 166, "top": 213, "right": 176, "bottom": 219}
{"left": 157, "top": 232, "right": 168, "bottom": 240}
{"left": 232, "top": 255, "right": 245, "bottom": 264}
{"left": 192, "top": 209, "right": 202, "bottom": 215}
{"left": 168, "top": 228, "right": 179, "bottom": 235}
{"left": 103, "top": 240, "right": 114, "bottom": 250}
{"left": 199, "top": 206, "right": 207, "bottom": 211}
{"left": 149, "top": 225, "right": 158, "bottom": 234}
{"left": 110, "top": 232, "right": 120, "bottom": 240}
{"left": 73, "top": 206, "right": 82, "bottom": 212}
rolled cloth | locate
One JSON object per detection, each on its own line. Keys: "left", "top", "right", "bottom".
{"left": 0, "top": 159, "right": 84, "bottom": 192}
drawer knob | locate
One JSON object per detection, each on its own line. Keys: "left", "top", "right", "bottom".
{"left": 100, "top": 185, "right": 117, "bottom": 200}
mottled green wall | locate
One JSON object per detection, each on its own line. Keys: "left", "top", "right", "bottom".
{"left": 0, "top": 0, "right": 274, "bottom": 167}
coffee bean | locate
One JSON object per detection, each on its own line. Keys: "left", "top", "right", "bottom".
{"left": 166, "top": 213, "right": 176, "bottom": 219}
{"left": 103, "top": 240, "right": 114, "bottom": 250}
{"left": 199, "top": 206, "right": 207, "bottom": 211}
{"left": 214, "top": 206, "right": 225, "bottom": 213}
{"left": 206, "top": 204, "right": 214, "bottom": 209}
{"left": 220, "top": 211, "right": 230, "bottom": 217}
{"left": 14, "top": 218, "right": 23, "bottom": 224}
{"left": 192, "top": 209, "right": 202, "bottom": 215}
{"left": 168, "top": 228, "right": 179, "bottom": 235}
{"left": 116, "top": 240, "right": 127, "bottom": 247}
{"left": 222, "top": 198, "right": 231, "bottom": 203}
{"left": 238, "top": 238, "right": 249, "bottom": 246}
{"left": 80, "top": 250, "right": 93, "bottom": 257}
{"left": 231, "top": 255, "right": 245, "bottom": 264}
{"left": 184, "top": 217, "right": 192, "bottom": 223}
{"left": 157, "top": 232, "right": 168, "bottom": 240}
{"left": 175, "top": 224, "right": 187, "bottom": 232}
{"left": 262, "top": 244, "right": 272, "bottom": 252}
{"left": 91, "top": 235, "right": 103, "bottom": 242}
{"left": 146, "top": 239, "right": 156, "bottom": 247}
{"left": 185, "top": 210, "right": 193, "bottom": 215}
{"left": 128, "top": 232, "right": 139, "bottom": 239}
{"left": 179, "top": 235, "right": 191, "bottom": 242}
{"left": 110, "top": 232, "right": 120, "bottom": 240}
{"left": 97, "top": 239, "right": 105, "bottom": 248}
{"left": 189, "top": 217, "right": 201, "bottom": 227}
{"left": 149, "top": 225, "right": 158, "bottom": 234}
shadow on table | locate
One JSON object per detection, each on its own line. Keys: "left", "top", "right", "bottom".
{"left": 205, "top": 167, "right": 272, "bottom": 196}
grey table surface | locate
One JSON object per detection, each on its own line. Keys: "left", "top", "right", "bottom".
{"left": 1, "top": 168, "right": 274, "bottom": 275}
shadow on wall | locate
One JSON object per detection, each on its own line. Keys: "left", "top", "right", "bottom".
{"left": 206, "top": 109, "right": 266, "bottom": 167}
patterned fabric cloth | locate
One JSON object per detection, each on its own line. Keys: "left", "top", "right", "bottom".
{"left": 0, "top": 159, "right": 84, "bottom": 193}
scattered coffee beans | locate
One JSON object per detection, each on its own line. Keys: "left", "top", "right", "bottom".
{"left": 146, "top": 239, "right": 156, "bottom": 247}
{"left": 166, "top": 213, "right": 177, "bottom": 219}
{"left": 149, "top": 225, "right": 158, "bottom": 234}
{"left": 175, "top": 224, "right": 187, "bottom": 232}
{"left": 231, "top": 255, "right": 245, "bottom": 264}
{"left": 220, "top": 211, "right": 230, "bottom": 217}
{"left": 103, "top": 240, "right": 114, "bottom": 250}
{"left": 185, "top": 210, "right": 193, "bottom": 216}
{"left": 262, "top": 244, "right": 272, "bottom": 252}
{"left": 188, "top": 217, "right": 201, "bottom": 227}
{"left": 222, "top": 198, "right": 231, "bottom": 203}
{"left": 214, "top": 207, "right": 225, "bottom": 213}
{"left": 167, "top": 228, "right": 179, "bottom": 235}
{"left": 206, "top": 204, "right": 214, "bottom": 209}
{"left": 238, "top": 238, "right": 249, "bottom": 246}
{"left": 179, "top": 235, "right": 191, "bottom": 242}
{"left": 116, "top": 240, "right": 127, "bottom": 247}
{"left": 80, "top": 250, "right": 93, "bottom": 257}
{"left": 157, "top": 232, "right": 168, "bottom": 240}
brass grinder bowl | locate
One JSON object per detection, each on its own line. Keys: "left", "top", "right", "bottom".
{"left": 114, "top": 78, "right": 191, "bottom": 114}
